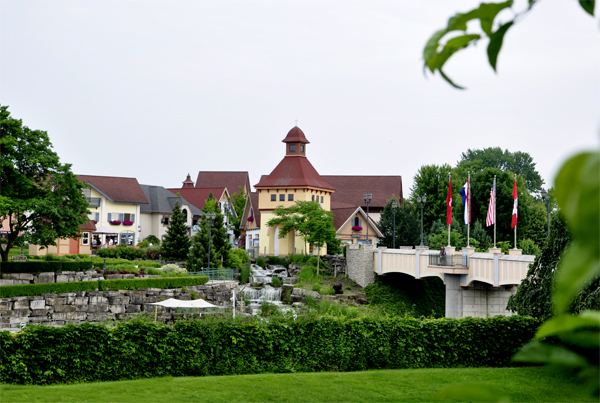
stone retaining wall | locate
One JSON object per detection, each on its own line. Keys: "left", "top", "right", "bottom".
{"left": 0, "top": 282, "right": 238, "bottom": 330}
{"left": 0, "top": 271, "right": 162, "bottom": 286}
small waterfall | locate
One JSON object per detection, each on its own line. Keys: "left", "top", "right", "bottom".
{"left": 250, "top": 264, "right": 288, "bottom": 285}
{"left": 241, "top": 285, "right": 281, "bottom": 302}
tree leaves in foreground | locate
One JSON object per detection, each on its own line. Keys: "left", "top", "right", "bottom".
{"left": 0, "top": 105, "right": 90, "bottom": 262}
{"left": 423, "top": 0, "right": 595, "bottom": 89}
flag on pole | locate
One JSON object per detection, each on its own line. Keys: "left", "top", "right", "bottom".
{"left": 486, "top": 179, "right": 495, "bottom": 227}
{"left": 511, "top": 178, "right": 518, "bottom": 228}
{"left": 446, "top": 177, "right": 452, "bottom": 225}
{"left": 460, "top": 180, "right": 471, "bottom": 225}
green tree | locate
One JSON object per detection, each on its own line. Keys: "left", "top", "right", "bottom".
{"left": 524, "top": 202, "right": 548, "bottom": 247}
{"left": 427, "top": 220, "right": 465, "bottom": 250}
{"left": 377, "top": 197, "right": 420, "bottom": 248}
{"left": 456, "top": 148, "right": 544, "bottom": 193}
{"left": 410, "top": 164, "right": 453, "bottom": 233}
{"left": 228, "top": 186, "right": 247, "bottom": 237}
{"left": 186, "top": 214, "right": 219, "bottom": 270}
{"left": 161, "top": 199, "right": 191, "bottom": 260}
{"left": 470, "top": 220, "right": 492, "bottom": 251}
{"left": 267, "top": 200, "right": 320, "bottom": 253}
{"left": 0, "top": 105, "right": 90, "bottom": 262}
{"left": 212, "top": 209, "right": 232, "bottom": 268}
{"left": 303, "top": 207, "right": 339, "bottom": 275}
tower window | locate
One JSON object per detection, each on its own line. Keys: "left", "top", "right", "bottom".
{"left": 301, "top": 145, "right": 304, "bottom": 152}
{"left": 289, "top": 145, "right": 296, "bottom": 152}
{"left": 271, "top": 194, "right": 276, "bottom": 201}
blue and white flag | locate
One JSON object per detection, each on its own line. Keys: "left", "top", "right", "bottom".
{"left": 459, "top": 180, "right": 471, "bottom": 225}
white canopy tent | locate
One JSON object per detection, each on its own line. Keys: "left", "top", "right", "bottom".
{"left": 149, "top": 298, "right": 224, "bottom": 309}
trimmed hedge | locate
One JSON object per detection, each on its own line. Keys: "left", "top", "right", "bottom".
{"left": 0, "top": 281, "right": 99, "bottom": 298}
{"left": 98, "top": 276, "right": 209, "bottom": 291}
{"left": 0, "top": 315, "right": 540, "bottom": 385}
{"left": 0, "top": 276, "right": 210, "bottom": 298}
{"left": 97, "top": 247, "right": 147, "bottom": 260}
{"left": 0, "top": 261, "right": 94, "bottom": 273}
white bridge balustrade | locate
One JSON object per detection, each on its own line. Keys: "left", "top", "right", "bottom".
{"left": 347, "top": 245, "right": 535, "bottom": 319}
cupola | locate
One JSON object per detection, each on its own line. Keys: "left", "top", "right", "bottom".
{"left": 282, "top": 126, "right": 309, "bottom": 157}
{"left": 182, "top": 173, "right": 194, "bottom": 188}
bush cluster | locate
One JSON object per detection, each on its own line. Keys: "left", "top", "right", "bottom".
{"left": 0, "top": 276, "right": 208, "bottom": 298}
{"left": 97, "top": 247, "right": 147, "bottom": 260}
{"left": 0, "top": 315, "right": 540, "bottom": 385}
{"left": 0, "top": 261, "right": 93, "bottom": 273}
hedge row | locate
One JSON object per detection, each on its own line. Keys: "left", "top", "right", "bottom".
{"left": 1, "top": 261, "right": 94, "bottom": 273}
{"left": 98, "top": 277, "right": 209, "bottom": 291}
{"left": 0, "top": 315, "right": 540, "bottom": 385}
{"left": 97, "top": 247, "right": 147, "bottom": 260}
{"left": 0, "top": 276, "right": 209, "bottom": 298}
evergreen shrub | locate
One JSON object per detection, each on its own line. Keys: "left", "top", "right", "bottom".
{"left": 0, "top": 315, "right": 540, "bottom": 385}
{"left": 1, "top": 261, "right": 62, "bottom": 273}
{"left": 256, "top": 257, "right": 266, "bottom": 268}
{"left": 98, "top": 276, "right": 208, "bottom": 291}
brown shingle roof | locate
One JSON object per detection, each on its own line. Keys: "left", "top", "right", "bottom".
{"left": 194, "top": 171, "right": 250, "bottom": 195}
{"left": 282, "top": 126, "right": 310, "bottom": 144}
{"left": 321, "top": 176, "right": 402, "bottom": 209}
{"left": 255, "top": 157, "right": 335, "bottom": 190}
{"left": 249, "top": 192, "right": 261, "bottom": 227}
{"left": 167, "top": 187, "right": 227, "bottom": 211}
{"left": 79, "top": 220, "right": 97, "bottom": 231}
{"left": 78, "top": 175, "right": 149, "bottom": 204}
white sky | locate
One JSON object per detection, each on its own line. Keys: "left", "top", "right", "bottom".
{"left": 1, "top": 0, "right": 598, "bottom": 196}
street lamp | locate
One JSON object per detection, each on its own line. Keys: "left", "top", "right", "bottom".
{"left": 391, "top": 200, "right": 398, "bottom": 249}
{"left": 204, "top": 212, "right": 217, "bottom": 269}
{"left": 541, "top": 188, "right": 550, "bottom": 236}
{"left": 363, "top": 192, "right": 372, "bottom": 244}
{"left": 417, "top": 194, "right": 427, "bottom": 247}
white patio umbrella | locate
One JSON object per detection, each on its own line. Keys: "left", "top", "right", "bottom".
{"left": 93, "top": 226, "right": 117, "bottom": 234}
{"left": 149, "top": 298, "right": 225, "bottom": 322}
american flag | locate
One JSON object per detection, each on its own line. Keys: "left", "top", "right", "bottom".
{"left": 485, "top": 179, "right": 495, "bottom": 227}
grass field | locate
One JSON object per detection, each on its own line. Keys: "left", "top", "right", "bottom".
{"left": 1, "top": 366, "right": 594, "bottom": 403}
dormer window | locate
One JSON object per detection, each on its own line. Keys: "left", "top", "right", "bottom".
{"left": 289, "top": 145, "right": 296, "bottom": 152}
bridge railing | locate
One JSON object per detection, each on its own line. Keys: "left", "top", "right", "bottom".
{"left": 428, "top": 254, "right": 468, "bottom": 267}
{"left": 188, "top": 269, "right": 234, "bottom": 282}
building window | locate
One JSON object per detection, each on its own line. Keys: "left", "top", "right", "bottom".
{"left": 182, "top": 209, "right": 188, "bottom": 221}
{"left": 301, "top": 145, "right": 304, "bottom": 152}
{"left": 271, "top": 194, "right": 276, "bottom": 201}
{"left": 120, "top": 233, "right": 134, "bottom": 246}
{"left": 288, "top": 194, "right": 294, "bottom": 201}
{"left": 279, "top": 194, "right": 285, "bottom": 202}
{"left": 82, "top": 232, "right": 90, "bottom": 245}
{"left": 289, "top": 144, "right": 296, "bottom": 152}
{"left": 321, "top": 196, "right": 324, "bottom": 203}
{"left": 82, "top": 188, "right": 91, "bottom": 197}
{"left": 312, "top": 195, "right": 315, "bottom": 201}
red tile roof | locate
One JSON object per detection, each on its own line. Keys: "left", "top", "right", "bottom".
{"left": 249, "top": 192, "right": 261, "bottom": 227}
{"left": 255, "top": 157, "right": 335, "bottom": 191}
{"left": 77, "top": 175, "right": 149, "bottom": 204}
{"left": 321, "top": 176, "right": 402, "bottom": 209}
{"left": 79, "top": 220, "right": 97, "bottom": 231}
{"left": 332, "top": 206, "right": 382, "bottom": 236}
{"left": 167, "top": 187, "right": 226, "bottom": 211}
{"left": 194, "top": 171, "right": 250, "bottom": 195}
{"left": 282, "top": 126, "right": 310, "bottom": 144}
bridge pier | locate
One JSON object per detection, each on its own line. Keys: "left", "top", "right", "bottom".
{"left": 444, "top": 274, "right": 463, "bottom": 318}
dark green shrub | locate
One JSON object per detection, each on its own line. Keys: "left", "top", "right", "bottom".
{"left": 0, "top": 281, "right": 99, "bottom": 298}
{"left": 256, "top": 257, "right": 266, "bottom": 268}
{"left": 97, "top": 247, "right": 146, "bottom": 260}
{"left": 311, "top": 283, "right": 321, "bottom": 292}
{"left": 0, "top": 316, "right": 540, "bottom": 385}
{"left": 240, "top": 262, "right": 251, "bottom": 284}
{"left": 319, "top": 285, "right": 335, "bottom": 295}
{"left": 0, "top": 261, "right": 62, "bottom": 273}
{"left": 61, "top": 261, "right": 94, "bottom": 271}
{"left": 96, "top": 248, "right": 120, "bottom": 259}
{"left": 98, "top": 276, "right": 208, "bottom": 291}
{"left": 267, "top": 256, "right": 289, "bottom": 267}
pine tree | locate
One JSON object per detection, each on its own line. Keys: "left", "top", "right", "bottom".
{"left": 212, "top": 210, "right": 232, "bottom": 268}
{"left": 377, "top": 198, "right": 420, "bottom": 248}
{"left": 161, "top": 199, "right": 191, "bottom": 260}
{"left": 186, "top": 215, "right": 219, "bottom": 270}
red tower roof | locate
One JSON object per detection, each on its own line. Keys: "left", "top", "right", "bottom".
{"left": 255, "top": 156, "right": 335, "bottom": 190}
{"left": 282, "top": 126, "right": 310, "bottom": 144}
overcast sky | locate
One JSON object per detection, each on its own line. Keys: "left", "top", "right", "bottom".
{"left": 1, "top": 0, "right": 598, "bottom": 197}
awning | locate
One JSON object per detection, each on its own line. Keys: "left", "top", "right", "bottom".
{"left": 149, "top": 298, "right": 224, "bottom": 308}
{"left": 93, "top": 226, "right": 117, "bottom": 234}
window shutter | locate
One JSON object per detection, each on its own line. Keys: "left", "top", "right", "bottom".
{"left": 119, "top": 213, "right": 124, "bottom": 222}
{"left": 131, "top": 214, "right": 135, "bottom": 223}
{"left": 95, "top": 212, "right": 99, "bottom": 221}
{"left": 108, "top": 213, "right": 111, "bottom": 221}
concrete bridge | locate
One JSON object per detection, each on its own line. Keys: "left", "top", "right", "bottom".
{"left": 346, "top": 245, "right": 535, "bottom": 319}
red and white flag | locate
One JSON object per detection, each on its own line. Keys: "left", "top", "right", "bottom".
{"left": 511, "top": 178, "right": 518, "bottom": 228}
{"left": 486, "top": 179, "right": 495, "bottom": 227}
{"left": 446, "top": 177, "right": 452, "bottom": 225}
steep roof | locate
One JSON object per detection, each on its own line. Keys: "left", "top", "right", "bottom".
{"left": 78, "top": 175, "right": 149, "bottom": 204}
{"left": 79, "top": 220, "right": 97, "bottom": 231}
{"left": 140, "top": 185, "right": 202, "bottom": 216}
{"left": 255, "top": 157, "right": 335, "bottom": 190}
{"left": 166, "top": 187, "right": 227, "bottom": 211}
{"left": 250, "top": 192, "right": 261, "bottom": 227}
{"left": 332, "top": 206, "right": 383, "bottom": 237}
{"left": 194, "top": 171, "right": 250, "bottom": 195}
{"left": 321, "top": 176, "right": 402, "bottom": 209}
{"left": 282, "top": 126, "right": 310, "bottom": 144}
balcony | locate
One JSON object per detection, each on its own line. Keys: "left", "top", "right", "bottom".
{"left": 86, "top": 197, "right": 101, "bottom": 207}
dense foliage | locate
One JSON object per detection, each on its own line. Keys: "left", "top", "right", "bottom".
{"left": 0, "top": 105, "right": 90, "bottom": 262}
{"left": 161, "top": 200, "right": 191, "bottom": 260}
{"left": 0, "top": 315, "right": 539, "bottom": 385}
{"left": 96, "top": 246, "right": 147, "bottom": 260}
{"left": 377, "top": 198, "right": 420, "bottom": 248}
{"left": 364, "top": 274, "right": 445, "bottom": 318}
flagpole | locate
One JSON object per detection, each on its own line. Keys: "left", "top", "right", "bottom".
{"left": 493, "top": 175, "right": 496, "bottom": 249}
{"left": 467, "top": 171, "right": 470, "bottom": 248}
{"left": 514, "top": 174, "right": 517, "bottom": 250}
{"left": 448, "top": 173, "right": 451, "bottom": 247}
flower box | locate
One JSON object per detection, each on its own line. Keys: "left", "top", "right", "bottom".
{"left": 92, "top": 220, "right": 98, "bottom": 224}
{"left": 247, "top": 217, "right": 254, "bottom": 222}
{"left": 352, "top": 226, "right": 362, "bottom": 232}
{"left": 109, "top": 220, "right": 121, "bottom": 225}
{"left": 122, "top": 221, "right": 133, "bottom": 226}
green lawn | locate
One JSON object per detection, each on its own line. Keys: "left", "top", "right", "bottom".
{"left": 1, "top": 367, "right": 594, "bottom": 403}
{"left": 7, "top": 247, "right": 29, "bottom": 258}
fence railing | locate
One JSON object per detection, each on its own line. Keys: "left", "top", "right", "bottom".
{"left": 428, "top": 254, "right": 468, "bottom": 267}
{"left": 188, "top": 269, "right": 234, "bottom": 281}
